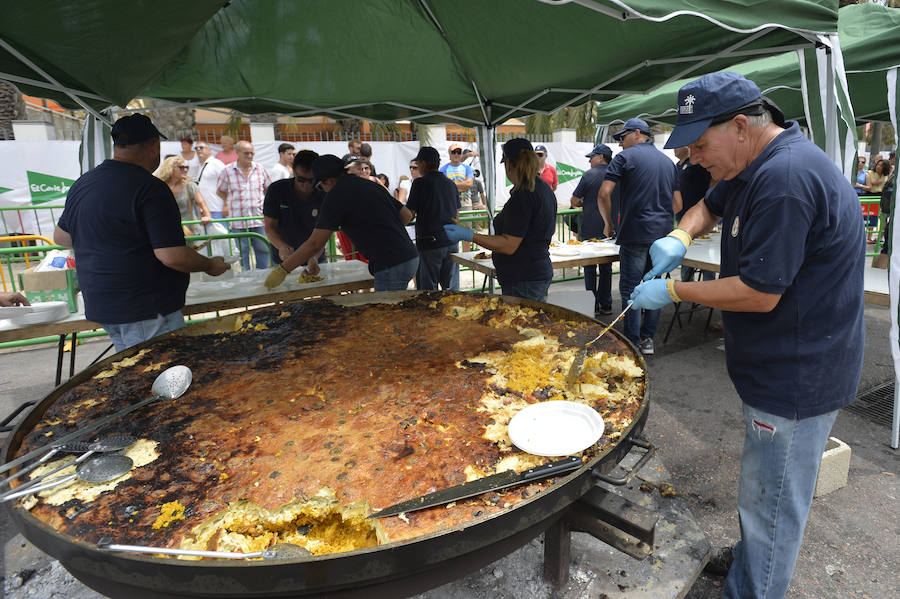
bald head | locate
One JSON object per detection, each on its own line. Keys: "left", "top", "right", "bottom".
{"left": 236, "top": 141, "right": 255, "bottom": 168}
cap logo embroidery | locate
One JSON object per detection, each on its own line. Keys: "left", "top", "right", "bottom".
{"left": 680, "top": 94, "right": 696, "bottom": 115}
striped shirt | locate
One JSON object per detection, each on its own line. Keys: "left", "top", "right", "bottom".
{"left": 216, "top": 162, "right": 272, "bottom": 229}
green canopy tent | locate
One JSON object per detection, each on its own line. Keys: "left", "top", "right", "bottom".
{"left": 1, "top": 0, "right": 844, "bottom": 214}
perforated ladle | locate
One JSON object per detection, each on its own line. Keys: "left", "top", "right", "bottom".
{"left": 1, "top": 434, "right": 136, "bottom": 498}
{"left": 0, "top": 365, "right": 192, "bottom": 477}
{"left": 1, "top": 454, "right": 134, "bottom": 502}
{"left": 98, "top": 542, "right": 312, "bottom": 560}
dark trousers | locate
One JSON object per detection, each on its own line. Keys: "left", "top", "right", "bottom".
{"left": 416, "top": 245, "right": 460, "bottom": 291}
{"left": 584, "top": 264, "right": 612, "bottom": 309}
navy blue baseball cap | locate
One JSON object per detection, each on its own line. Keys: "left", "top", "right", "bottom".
{"left": 612, "top": 117, "right": 650, "bottom": 141}
{"left": 313, "top": 155, "right": 345, "bottom": 185}
{"left": 500, "top": 138, "right": 533, "bottom": 163}
{"left": 664, "top": 71, "right": 785, "bottom": 149}
{"left": 110, "top": 113, "right": 166, "bottom": 145}
{"left": 586, "top": 143, "right": 612, "bottom": 159}
{"left": 534, "top": 144, "right": 548, "bottom": 155}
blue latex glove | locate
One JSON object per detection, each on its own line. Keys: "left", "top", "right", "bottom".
{"left": 443, "top": 223, "right": 473, "bottom": 243}
{"left": 630, "top": 279, "right": 674, "bottom": 311}
{"left": 644, "top": 236, "right": 688, "bottom": 280}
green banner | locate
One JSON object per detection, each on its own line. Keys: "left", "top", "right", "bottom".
{"left": 556, "top": 162, "right": 585, "bottom": 184}
{"left": 0, "top": 187, "right": 13, "bottom": 195}
{"left": 27, "top": 171, "right": 75, "bottom": 204}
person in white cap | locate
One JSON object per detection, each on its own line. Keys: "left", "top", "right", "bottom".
{"left": 630, "top": 71, "right": 864, "bottom": 599}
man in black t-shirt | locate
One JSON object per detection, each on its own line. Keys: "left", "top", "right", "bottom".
{"left": 265, "top": 155, "right": 418, "bottom": 291}
{"left": 263, "top": 150, "right": 326, "bottom": 265}
{"left": 54, "top": 114, "right": 228, "bottom": 352}
{"left": 406, "top": 146, "right": 461, "bottom": 290}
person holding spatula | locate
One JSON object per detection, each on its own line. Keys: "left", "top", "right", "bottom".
{"left": 629, "top": 72, "right": 864, "bottom": 599}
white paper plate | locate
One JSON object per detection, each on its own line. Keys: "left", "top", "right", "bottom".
{"left": 507, "top": 401, "right": 604, "bottom": 457}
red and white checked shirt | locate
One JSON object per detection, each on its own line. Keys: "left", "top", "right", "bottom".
{"left": 216, "top": 162, "right": 272, "bottom": 229}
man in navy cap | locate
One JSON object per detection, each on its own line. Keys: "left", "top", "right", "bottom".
{"left": 630, "top": 71, "right": 864, "bottom": 599}
{"left": 264, "top": 155, "right": 418, "bottom": 291}
{"left": 534, "top": 145, "right": 558, "bottom": 192}
{"left": 598, "top": 117, "right": 682, "bottom": 354}
{"left": 54, "top": 113, "right": 229, "bottom": 351}
{"left": 571, "top": 143, "right": 615, "bottom": 315}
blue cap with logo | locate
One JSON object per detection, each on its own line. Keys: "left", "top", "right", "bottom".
{"left": 665, "top": 71, "right": 780, "bottom": 149}
{"left": 612, "top": 117, "right": 651, "bottom": 141}
{"left": 534, "top": 144, "right": 548, "bottom": 155}
{"left": 585, "top": 143, "right": 613, "bottom": 159}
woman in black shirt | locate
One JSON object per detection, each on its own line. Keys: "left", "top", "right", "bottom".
{"left": 444, "top": 138, "right": 557, "bottom": 301}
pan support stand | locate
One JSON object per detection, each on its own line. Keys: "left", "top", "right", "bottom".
{"left": 542, "top": 446, "right": 712, "bottom": 597}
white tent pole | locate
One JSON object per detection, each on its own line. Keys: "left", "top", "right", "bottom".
{"left": 886, "top": 66, "right": 900, "bottom": 450}
{"left": 0, "top": 72, "right": 108, "bottom": 102}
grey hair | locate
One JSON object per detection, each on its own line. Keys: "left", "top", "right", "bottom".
{"left": 713, "top": 109, "right": 773, "bottom": 132}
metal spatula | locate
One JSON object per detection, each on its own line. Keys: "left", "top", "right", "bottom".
{"left": 98, "top": 542, "right": 312, "bottom": 560}
{"left": 566, "top": 301, "right": 633, "bottom": 388}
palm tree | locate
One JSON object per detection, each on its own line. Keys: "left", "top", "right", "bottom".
{"left": 524, "top": 102, "right": 598, "bottom": 140}
{"left": 0, "top": 81, "right": 27, "bottom": 139}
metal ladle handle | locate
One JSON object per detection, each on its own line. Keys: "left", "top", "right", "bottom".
{"left": 100, "top": 544, "right": 268, "bottom": 559}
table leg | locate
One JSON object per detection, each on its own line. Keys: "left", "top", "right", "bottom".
{"left": 69, "top": 331, "right": 77, "bottom": 378}
{"left": 54, "top": 334, "right": 65, "bottom": 387}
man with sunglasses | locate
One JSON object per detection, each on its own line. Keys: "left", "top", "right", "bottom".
{"left": 440, "top": 143, "right": 475, "bottom": 248}
{"left": 263, "top": 150, "right": 326, "bottom": 265}
{"left": 598, "top": 117, "right": 682, "bottom": 356}
{"left": 629, "top": 72, "right": 864, "bottom": 599}
{"left": 534, "top": 145, "right": 558, "bottom": 192}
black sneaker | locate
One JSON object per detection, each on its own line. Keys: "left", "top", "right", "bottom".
{"left": 595, "top": 305, "right": 613, "bottom": 316}
{"left": 638, "top": 338, "right": 654, "bottom": 355}
{"left": 703, "top": 546, "right": 734, "bottom": 577}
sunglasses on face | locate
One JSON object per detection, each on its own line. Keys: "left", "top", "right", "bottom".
{"left": 177, "top": 165, "right": 189, "bottom": 171}
{"left": 450, "top": 149, "right": 462, "bottom": 154}
{"left": 410, "top": 165, "right": 418, "bottom": 170}
{"left": 535, "top": 153, "right": 545, "bottom": 157}
{"left": 194, "top": 146, "right": 206, "bottom": 151}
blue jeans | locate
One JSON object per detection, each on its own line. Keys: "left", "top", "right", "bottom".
{"left": 374, "top": 257, "right": 419, "bottom": 291}
{"left": 618, "top": 244, "right": 659, "bottom": 345}
{"left": 584, "top": 263, "right": 612, "bottom": 309}
{"left": 725, "top": 404, "right": 839, "bottom": 599}
{"left": 234, "top": 225, "right": 270, "bottom": 270}
{"left": 501, "top": 279, "right": 551, "bottom": 302}
{"left": 102, "top": 310, "right": 185, "bottom": 353}
{"left": 417, "top": 246, "right": 460, "bottom": 291}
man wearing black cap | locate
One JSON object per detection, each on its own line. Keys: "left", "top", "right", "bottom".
{"left": 262, "top": 150, "right": 326, "bottom": 265}
{"left": 54, "top": 113, "right": 228, "bottom": 351}
{"left": 570, "top": 143, "right": 615, "bottom": 315}
{"left": 630, "top": 71, "right": 864, "bottom": 599}
{"left": 264, "top": 155, "right": 418, "bottom": 291}
{"left": 406, "top": 146, "right": 461, "bottom": 290}
{"left": 598, "top": 117, "right": 682, "bottom": 355}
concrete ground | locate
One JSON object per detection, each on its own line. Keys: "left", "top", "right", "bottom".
{"left": 0, "top": 275, "right": 898, "bottom": 598}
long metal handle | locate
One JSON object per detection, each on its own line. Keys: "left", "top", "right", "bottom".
{"left": 3, "top": 450, "right": 95, "bottom": 498}
{"left": 99, "top": 544, "right": 265, "bottom": 560}
{"left": 0, "top": 394, "right": 159, "bottom": 477}
{"left": 0, "top": 447, "right": 60, "bottom": 490}
{"left": 1, "top": 472, "right": 77, "bottom": 502}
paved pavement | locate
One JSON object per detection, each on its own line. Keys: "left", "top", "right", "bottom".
{"left": 1, "top": 278, "right": 898, "bottom": 598}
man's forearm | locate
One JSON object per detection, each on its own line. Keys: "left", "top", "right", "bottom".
{"left": 674, "top": 276, "right": 781, "bottom": 313}
{"left": 154, "top": 246, "right": 216, "bottom": 273}
{"left": 676, "top": 200, "right": 719, "bottom": 238}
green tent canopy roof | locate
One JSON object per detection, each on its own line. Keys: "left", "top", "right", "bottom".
{"left": 593, "top": 3, "right": 900, "bottom": 128}
{"left": 0, "top": 0, "right": 839, "bottom": 125}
